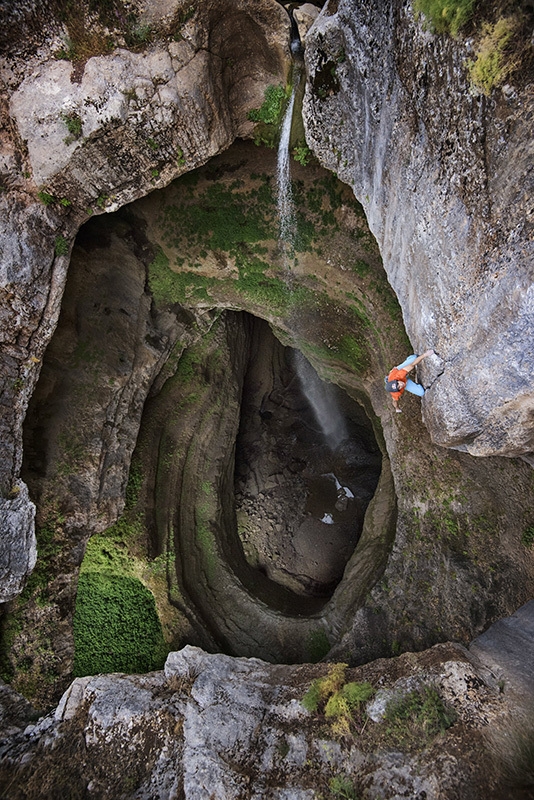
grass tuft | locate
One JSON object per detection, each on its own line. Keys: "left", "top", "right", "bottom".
{"left": 414, "top": 0, "right": 475, "bottom": 36}
{"left": 468, "top": 17, "right": 518, "bottom": 94}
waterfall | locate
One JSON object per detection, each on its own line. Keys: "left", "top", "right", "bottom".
{"left": 293, "top": 351, "right": 349, "bottom": 451}
{"left": 276, "top": 86, "right": 349, "bottom": 452}
{"left": 276, "top": 72, "right": 300, "bottom": 254}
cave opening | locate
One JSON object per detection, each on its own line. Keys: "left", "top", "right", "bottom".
{"left": 233, "top": 315, "right": 381, "bottom": 599}
{"left": 19, "top": 138, "right": 400, "bottom": 677}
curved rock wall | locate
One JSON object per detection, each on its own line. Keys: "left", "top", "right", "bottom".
{"left": 303, "top": 0, "right": 534, "bottom": 458}
{"left": 0, "top": 0, "right": 290, "bottom": 600}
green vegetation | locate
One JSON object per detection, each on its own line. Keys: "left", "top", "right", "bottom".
{"left": 21, "top": 504, "right": 65, "bottom": 601}
{"left": 302, "top": 663, "right": 375, "bottom": 737}
{"left": 248, "top": 84, "right": 288, "bottom": 125}
{"left": 52, "top": 0, "right": 150, "bottom": 61}
{"left": 61, "top": 111, "right": 83, "bottom": 144}
{"left": 329, "top": 775, "right": 359, "bottom": 800}
{"left": 125, "top": 459, "right": 143, "bottom": 510}
{"left": 73, "top": 496, "right": 168, "bottom": 676}
{"left": 161, "top": 177, "right": 276, "bottom": 254}
{"left": 522, "top": 526, "right": 534, "bottom": 548}
{"left": 73, "top": 572, "right": 167, "bottom": 675}
{"left": 148, "top": 248, "right": 216, "bottom": 306}
{"left": 169, "top": 4, "right": 196, "bottom": 41}
{"left": 468, "top": 17, "right": 518, "bottom": 94}
{"left": 306, "top": 628, "right": 331, "bottom": 662}
{"left": 413, "top": 0, "right": 475, "bottom": 36}
{"left": 293, "top": 143, "right": 312, "bottom": 166}
{"left": 54, "top": 235, "right": 69, "bottom": 256}
{"left": 37, "top": 190, "right": 55, "bottom": 206}
{"left": 333, "top": 333, "right": 367, "bottom": 372}
{"left": 124, "top": 22, "right": 153, "bottom": 48}
{"left": 384, "top": 685, "right": 456, "bottom": 745}
{"left": 248, "top": 84, "right": 291, "bottom": 148}
{"left": 195, "top": 481, "right": 218, "bottom": 581}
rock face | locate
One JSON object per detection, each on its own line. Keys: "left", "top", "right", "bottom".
{"left": 1, "top": 632, "right": 533, "bottom": 799}
{"left": 0, "top": 0, "right": 291, "bottom": 600}
{"left": 303, "top": 0, "right": 534, "bottom": 458}
{"left": 0, "top": 2, "right": 534, "bottom": 795}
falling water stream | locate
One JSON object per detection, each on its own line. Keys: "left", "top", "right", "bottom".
{"left": 276, "top": 71, "right": 300, "bottom": 251}
{"left": 276, "top": 68, "right": 349, "bottom": 453}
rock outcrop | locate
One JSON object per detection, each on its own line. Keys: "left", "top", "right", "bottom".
{"left": 303, "top": 0, "right": 534, "bottom": 458}
{"left": 1, "top": 627, "right": 534, "bottom": 799}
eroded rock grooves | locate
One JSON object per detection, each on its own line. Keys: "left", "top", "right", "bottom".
{"left": 0, "top": 0, "right": 533, "bottom": 796}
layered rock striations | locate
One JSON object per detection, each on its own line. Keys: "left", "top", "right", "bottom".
{"left": 0, "top": 0, "right": 291, "bottom": 600}
{"left": 303, "top": 0, "right": 534, "bottom": 458}
{"left": 0, "top": 1, "right": 533, "bottom": 796}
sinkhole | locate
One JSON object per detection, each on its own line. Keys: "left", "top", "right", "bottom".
{"left": 22, "top": 140, "right": 399, "bottom": 668}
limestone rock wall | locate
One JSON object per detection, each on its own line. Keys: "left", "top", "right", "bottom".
{"left": 0, "top": 642, "right": 527, "bottom": 799}
{"left": 303, "top": 0, "right": 534, "bottom": 458}
{"left": 0, "top": 0, "right": 290, "bottom": 601}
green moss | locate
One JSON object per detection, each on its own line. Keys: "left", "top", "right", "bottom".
{"left": 73, "top": 572, "right": 167, "bottom": 676}
{"left": 334, "top": 334, "right": 368, "bottom": 372}
{"left": 20, "top": 507, "right": 64, "bottom": 600}
{"left": 125, "top": 459, "right": 143, "bottom": 511}
{"left": 161, "top": 177, "right": 276, "bottom": 254}
{"left": 54, "top": 235, "right": 69, "bottom": 256}
{"left": 148, "top": 248, "right": 215, "bottom": 306}
{"left": 522, "top": 526, "right": 534, "bottom": 548}
{"left": 306, "top": 628, "right": 331, "bottom": 662}
{"left": 61, "top": 111, "right": 83, "bottom": 143}
{"left": 195, "top": 482, "right": 218, "bottom": 581}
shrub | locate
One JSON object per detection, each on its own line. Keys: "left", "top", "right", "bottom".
{"left": 414, "top": 0, "right": 475, "bottom": 36}
{"left": 248, "top": 84, "right": 288, "bottom": 125}
{"left": 468, "top": 17, "right": 518, "bottom": 95}
{"left": 73, "top": 572, "right": 167, "bottom": 676}
{"left": 54, "top": 235, "right": 69, "bottom": 256}
{"left": 293, "top": 144, "right": 312, "bottom": 166}
{"left": 522, "top": 526, "right": 534, "bottom": 548}
{"left": 302, "top": 664, "right": 375, "bottom": 735}
{"left": 384, "top": 685, "right": 456, "bottom": 744}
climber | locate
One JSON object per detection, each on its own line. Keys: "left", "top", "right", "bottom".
{"left": 385, "top": 350, "right": 434, "bottom": 413}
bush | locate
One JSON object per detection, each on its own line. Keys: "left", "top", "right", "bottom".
{"left": 248, "top": 85, "right": 288, "bottom": 125}
{"left": 385, "top": 685, "right": 456, "bottom": 744}
{"left": 302, "top": 664, "right": 375, "bottom": 736}
{"left": 73, "top": 572, "right": 167, "bottom": 676}
{"left": 468, "top": 17, "right": 518, "bottom": 94}
{"left": 414, "top": 0, "right": 475, "bottom": 36}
